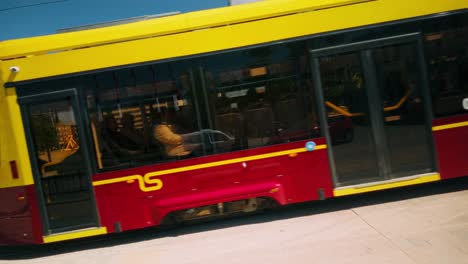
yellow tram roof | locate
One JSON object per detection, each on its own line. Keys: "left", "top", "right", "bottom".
{"left": 1, "top": 0, "right": 467, "bottom": 83}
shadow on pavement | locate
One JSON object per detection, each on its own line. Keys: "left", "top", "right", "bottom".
{"left": 1, "top": 177, "right": 466, "bottom": 260}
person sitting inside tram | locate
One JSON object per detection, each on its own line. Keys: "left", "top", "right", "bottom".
{"left": 153, "top": 107, "right": 201, "bottom": 158}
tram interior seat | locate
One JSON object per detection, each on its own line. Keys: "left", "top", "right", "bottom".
{"left": 244, "top": 104, "right": 275, "bottom": 146}
{"left": 275, "top": 97, "right": 305, "bottom": 130}
{"left": 215, "top": 111, "right": 246, "bottom": 150}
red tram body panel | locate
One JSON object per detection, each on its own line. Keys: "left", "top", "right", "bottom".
{"left": 0, "top": 185, "right": 42, "bottom": 244}
{"left": 432, "top": 114, "right": 468, "bottom": 179}
{"left": 93, "top": 139, "right": 333, "bottom": 233}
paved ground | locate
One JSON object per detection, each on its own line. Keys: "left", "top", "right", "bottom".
{"left": 1, "top": 177, "right": 467, "bottom": 264}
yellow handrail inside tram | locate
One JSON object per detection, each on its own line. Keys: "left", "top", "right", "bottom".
{"left": 383, "top": 89, "right": 412, "bottom": 112}
{"left": 325, "top": 89, "right": 412, "bottom": 117}
{"left": 325, "top": 101, "right": 364, "bottom": 117}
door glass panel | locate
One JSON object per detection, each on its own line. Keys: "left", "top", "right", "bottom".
{"left": 319, "top": 52, "right": 382, "bottom": 186}
{"left": 374, "top": 44, "right": 434, "bottom": 177}
{"left": 28, "top": 99, "right": 96, "bottom": 232}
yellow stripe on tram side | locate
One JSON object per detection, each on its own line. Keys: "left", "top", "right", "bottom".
{"left": 42, "top": 227, "right": 108, "bottom": 243}
{"left": 93, "top": 174, "right": 164, "bottom": 192}
{"left": 333, "top": 173, "right": 441, "bottom": 197}
{"left": 432, "top": 121, "right": 468, "bottom": 131}
{"left": 146, "top": 145, "right": 327, "bottom": 177}
{"left": 93, "top": 144, "right": 327, "bottom": 191}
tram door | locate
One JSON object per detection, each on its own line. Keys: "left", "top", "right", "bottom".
{"left": 20, "top": 89, "right": 99, "bottom": 235}
{"left": 311, "top": 34, "right": 436, "bottom": 187}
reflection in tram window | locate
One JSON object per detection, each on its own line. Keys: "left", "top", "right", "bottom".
{"left": 320, "top": 52, "right": 365, "bottom": 144}
{"left": 86, "top": 63, "right": 202, "bottom": 170}
{"left": 79, "top": 43, "right": 326, "bottom": 171}
{"left": 202, "top": 43, "right": 321, "bottom": 154}
{"left": 28, "top": 99, "right": 93, "bottom": 230}
{"left": 425, "top": 25, "right": 468, "bottom": 117}
{"left": 29, "top": 101, "right": 82, "bottom": 177}
{"left": 83, "top": 44, "right": 324, "bottom": 171}
{"left": 319, "top": 52, "right": 379, "bottom": 186}
{"left": 374, "top": 44, "right": 433, "bottom": 177}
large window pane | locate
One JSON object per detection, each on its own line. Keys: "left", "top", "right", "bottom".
{"left": 374, "top": 44, "right": 433, "bottom": 177}
{"left": 201, "top": 43, "right": 321, "bottom": 154}
{"left": 29, "top": 100, "right": 95, "bottom": 231}
{"left": 425, "top": 21, "right": 468, "bottom": 117}
{"left": 86, "top": 62, "right": 201, "bottom": 170}
{"left": 319, "top": 52, "right": 381, "bottom": 186}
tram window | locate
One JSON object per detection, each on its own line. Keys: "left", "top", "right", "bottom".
{"left": 86, "top": 63, "right": 201, "bottom": 170}
{"left": 425, "top": 22, "right": 468, "bottom": 117}
{"left": 28, "top": 101, "right": 83, "bottom": 177}
{"left": 202, "top": 43, "right": 321, "bottom": 154}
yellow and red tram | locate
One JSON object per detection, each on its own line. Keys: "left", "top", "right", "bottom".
{"left": 0, "top": 0, "right": 467, "bottom": 244}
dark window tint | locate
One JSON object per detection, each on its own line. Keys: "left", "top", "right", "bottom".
{"left": 425, "top": 18, "right": 468, "bottom": 117}
{"left": 201, "top": 43, "right": 321, "bottom": 154}
{"left": 86, "top": 62, "right": 202, "bottom": 170}
{"left": 28, "top": 99, "right": 95, "bottom": 231}
{"left": 374, "top": 44, "right": 433, "bottom": 177}
{"left": 319, "top": 52, "right": 379, "bottom": 184}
